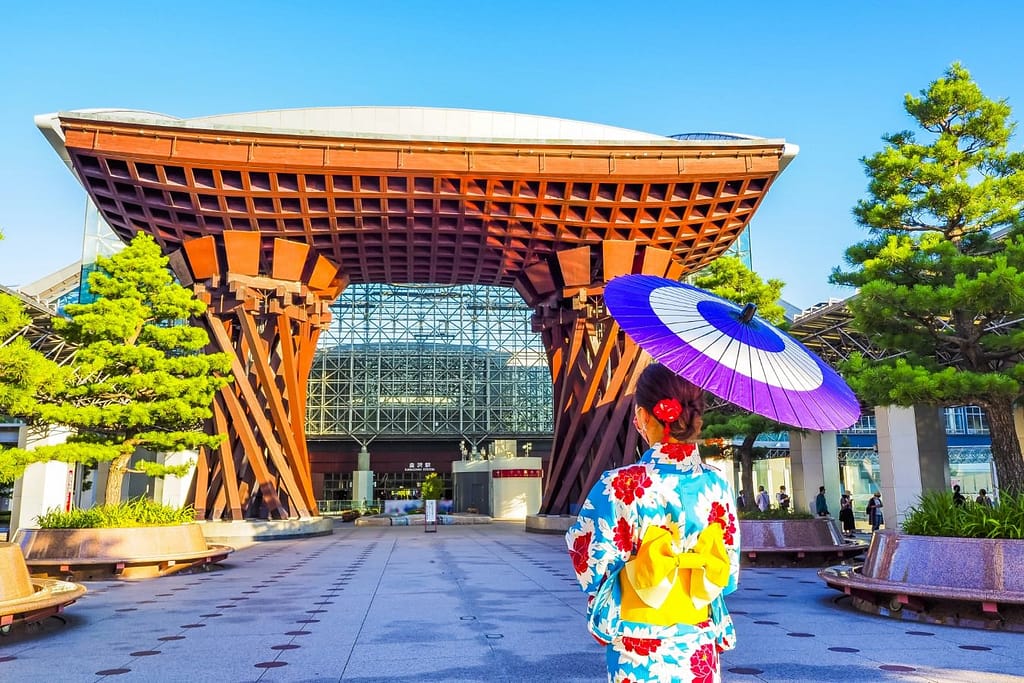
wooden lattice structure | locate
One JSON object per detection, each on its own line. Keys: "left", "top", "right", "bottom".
{"left": 39, "top": 108, "right": 794, "bottom": 517}
{"left": 169, "top": 233, "right": 346, "bottom": 519}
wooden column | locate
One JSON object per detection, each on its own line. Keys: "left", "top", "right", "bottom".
{"left": 175, "top": 233, "right": 346, "bottom": 520}
{"left": 516, "top": 242, "right": 685, "bottom": 515}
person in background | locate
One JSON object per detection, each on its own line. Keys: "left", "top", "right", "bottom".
{"left": 866, "top": 491, "right": 884, "bottom": 531}
{"left": 565, "top": 363, "right": 740, "bottom": 683}
{"left": 815, "top": 486, "right": 829, "bottom": 517}
{"left": 976, "top": 488, "right": 993, "bottom": 506}
{"left": 755, "top": 486, "right": 770, "bottom": 512}
{"left": 737, "top": 490, "right": 747, "bottom": 509}
{"left": 776, "top": 485, "right": 790, "bottom": 511}
{"left": 838, "top": 491, "right": 856, "bottom": 537}
{"left": 952, "top": 484, "right": 966, "bottom": 507}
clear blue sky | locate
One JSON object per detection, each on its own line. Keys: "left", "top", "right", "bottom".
{"left": 1, "top": 1, "right": 1022, "bottom": 310}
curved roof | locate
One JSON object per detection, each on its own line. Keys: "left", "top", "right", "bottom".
{"left": 36, "top": 106, "right": 797, "bottom": 292}
{"left": 191, "top": 106, "right": 674, "bottom": 144}
{"left": 38, "top": 106, "right": 797, "bottom": 162}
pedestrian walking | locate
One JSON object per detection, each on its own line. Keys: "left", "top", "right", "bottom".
{"left": 866, "top": 491, "right": 883, "bottom": 531}
{"left": 976, "top": 488, "right": 993, "bottom": 506}
{"left": 815, "top": 486, "right": 830, "bottom": 517}
{"left": 755, "top": 486, "right": 770, "bottom": 512}
{"left": 776, "top": 485, "right": 790, "bottom": 511}
{"left": 952, "top": 484, "right": 966, "bottom": 506}
{"left": 839, "top": 491, "right": 856, "bottom": 537}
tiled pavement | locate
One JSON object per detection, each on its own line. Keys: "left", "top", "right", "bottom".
{"left": 1, "top": 521, "right": 1022, "bottom": 682}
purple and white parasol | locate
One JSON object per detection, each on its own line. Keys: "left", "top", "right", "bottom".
{"left": 604, "top": 275, "right": 860, "bottom": 431}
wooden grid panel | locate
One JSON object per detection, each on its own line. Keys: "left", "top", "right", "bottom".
{"left": 61, "top": 118, "right": 784, "bottom": 289}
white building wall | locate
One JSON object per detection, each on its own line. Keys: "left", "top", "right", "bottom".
{"left": 152, "top": 450, "right": 198, "bottom": 509}
{"left": 490, "top": 457, "right": 543, "bottom": 520}
{"left": 9, "top": 426, "right": 75, "bottom": 535}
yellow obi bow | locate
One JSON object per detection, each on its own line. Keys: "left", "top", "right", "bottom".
{"left": 620, "top": 523, "right": 730, "bottom": 625}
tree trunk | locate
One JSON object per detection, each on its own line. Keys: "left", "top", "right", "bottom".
{"left": 738, "top": 433, "right": 758, "bottom": 511}
{"left": 103, "top": 451, "right": 132, "bottom": 505}
{"left": 979, "top": 400, "right": 1024, "bottom": 497}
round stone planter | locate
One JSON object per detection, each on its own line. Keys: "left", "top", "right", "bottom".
{"left": 0, "top": 542, "right": 85, "bottom": 630}
{"left": 14, "top": 524, "right": 233, "bottom": 580}
{"left": 740, "top": 517, "right": 866, "bottom": 567}
{"left": 524, "top": 514, "right": 575, "bottom": 534}
{"left": 819, "top": 530, "right": 1024, "bottom": 630}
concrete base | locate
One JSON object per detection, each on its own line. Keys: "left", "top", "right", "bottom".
{"left": 525, "top": 514, "right": 574, "bottom": 534}
{"left": 198, "top": 517, "right": 334, "bottom": 543}
{"left": 354, "top": 513, "right": 493, "bottom": 527}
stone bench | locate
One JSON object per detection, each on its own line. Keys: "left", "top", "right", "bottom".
{"left": 15, "top": 525, "right": 233, "bottom": 580}
{"left": 0, "top": 542, "right": 86, "bottom": 630}
{"left": 740, "top": 518, "right": 866, "bottom": 566}
{"left": 524, "top": 514, "right": 574, "bottom": 534}
{"left": 819, "top": 530, "right": 1024, "bottom": 630}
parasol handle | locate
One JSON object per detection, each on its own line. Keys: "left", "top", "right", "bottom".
{"left": 739, "top": 303, "right": 757, "bottom": 323}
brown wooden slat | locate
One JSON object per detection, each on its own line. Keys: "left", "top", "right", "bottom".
{"left": 205, "top": 311, "right": 306, "bottom": 518}
{"left": 236, "top": 309, "right": 316, "bottom": 510}
{"left": 271, "top": 238, "right": 310, "bottom": 281}
{"left": 212, "top": 397, "right": 244, "bottom": 520}
{"left": 217, "top": 384, "right": 289, "bottom": 518}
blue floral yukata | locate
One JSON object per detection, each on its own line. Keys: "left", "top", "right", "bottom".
{"left": 566, "top": 442, "right": 740, "bottom": 683}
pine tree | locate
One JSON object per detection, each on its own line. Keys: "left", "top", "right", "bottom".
{"left": 831, "top": 63, "right": 1024, "bottom": 494}
{"left": 2, "top": 232, "right": 233, "bottom": 503}
{"left": 693, "top": 257, "right": 790, "bottom": 510}
{"left": 0, "top": 231, "right": 66, "bottom": 482}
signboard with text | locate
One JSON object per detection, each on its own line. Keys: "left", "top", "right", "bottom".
{"left": 424, "top": 499, "right": 438, "bottom": 533}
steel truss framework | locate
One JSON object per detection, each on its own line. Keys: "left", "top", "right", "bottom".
{"left": 308, "top": 284, "right": 552, "bottom": 440}
{"left": 46, "top": 109, "right": 791, "bottom": 518}
{"left": 0, "top": 285, "right": 76, "bottom": 366}
{"left": 790, "top": 297, "right": 1024, "bottom": 369}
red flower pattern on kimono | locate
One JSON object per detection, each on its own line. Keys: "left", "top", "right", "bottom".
{"left": 660, "top": 442, "right": 693, "bottom": 462}
{"left": 610, "top": 465, "right": 652, "bottom": 505}
{"left": 621, "top": 636, "right": 663, "bottom": 657}
{"left": 707, "top": 500, "right": 737, "bottom": 545}
{"left": 689, "top": 642, "right": 717, "bottom": 683}
{"left": 613, "top": 516, "right": 634, "bottom": 553}
{"left": 566, "top": 442, "right": 739, "bottom": 682}
{"left": 570, "top": 531, "right": 592, "bottom": 574}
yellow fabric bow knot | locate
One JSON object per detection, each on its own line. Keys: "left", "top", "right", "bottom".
{"left": 620, "top": 523, "right": 730, "bottom": 625}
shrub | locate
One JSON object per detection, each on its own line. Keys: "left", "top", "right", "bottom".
{"left": 35, "top": 497, "right": 196, "bottom": 528}
{"left": 739, "top": 507, "right": 814, "bottom": 521}
{"left": 420, "top": 473, "right": 443, "bottom": 500}
{"left": 902, "top": 491, "right": 1024, "bottom": 539}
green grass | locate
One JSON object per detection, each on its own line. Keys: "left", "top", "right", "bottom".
{"left": 902, "top": 491, "right": 1024, "bottom": 539}
{"left": 35, "top": 497, "right": 196, "bottom": 528}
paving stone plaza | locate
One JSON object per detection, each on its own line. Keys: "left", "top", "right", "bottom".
{"left": 1, "top": 522, "right": 1021, "bottom": 682}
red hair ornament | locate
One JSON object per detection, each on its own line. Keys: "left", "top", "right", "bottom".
{"left": 652, "top": 398, "right": 683, "bottom": 425}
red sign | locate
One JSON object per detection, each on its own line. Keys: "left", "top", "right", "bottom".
{"left": 492, "top": 469, "right": 542, "bottom": 478}
{"left": 65, "top": 466, "right": 75, "bottom": 511}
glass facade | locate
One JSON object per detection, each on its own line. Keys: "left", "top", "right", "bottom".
{"left": 306, "top": 283, "right": 554, "bottom": 442}
{"left": 945, "top": 405, "right": 990, "bottom": 435}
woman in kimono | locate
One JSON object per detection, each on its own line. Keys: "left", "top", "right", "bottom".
{"left": 566, "top": 363, "right": 740, "bottom": 683}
